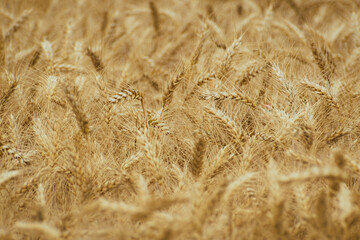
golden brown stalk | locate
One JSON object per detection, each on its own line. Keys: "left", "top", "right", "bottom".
{"left": 0, "top": 27, "right": 4, "bottom": 67}
{"left": 49, "top": 63, "right": 86, "bottom": 73}
{"left": 201, "top": 90, "right": 256, "bottom": 109}
{"left": 189, "top": 137, "right": 206, "bottom": 178}
{"left": 346, "top": 159, "right": 360, "bottom": 176}
{"left": 37, "top": 184, "right": 46, "bottom": 206}
{"left": 149, "top": 1, "right": 160, "bottom": 35}
{"left": 41, "top": 40, "right": 54, "bottom": 66}
{"left": 205, "top": 106, "right": 245, "bottom": 146}
{"left": 213, "top": 40, "right": 226, "bottom": 50}
{"left": 143, "top": 56, "right": 168, "bottom": 78}
{"left": 237, "top": 62, "right": 267, "bottom": 87}
{"left": 4, "top": 9, "right": 32, "bottom": 42}
{"left": 61, "top": 21, "right": 74, "bottom": 60}
{"left": 301, "top": 78, "right": 339, "bottom": 109}
{"left": 273, "top": 200, "right": 288, "bottom": 239}
{"left": 338, "top": 184, "right": 353, "bottom": 227}
{"left": 332, "top": 151, "right": 346, "bottom": 194}
{"left": 194, "top": 180, "right": 228, "bottom": 234}
{"left": 315, "top": 191, "right": 328, "bottom": 232}
{"left": 188, "top": 30, "right": 207, "bottom": 72}
{"left": 101, "top": 11, "right": 108, "bottom": 34}
{"left": 97, "top": 174, "right": 134, "bottom": 196}
{"left": 0, "top": 8, "right": 14, "bottom": 21}
{"left": 345, "top": 47, "right": 360, "bottom": 72}
{"left": 351, "top": 13, "right": 360, "bottom": 46}
{"left": 204, "top": 146, "right": 232, "bottom": 179}
{"left": 278, "top": 166, "right": 347, "bottom": 184}
{"left": 282, "top": 19, "right": 306, "bottom": 44}
{"left": 51, "top": 98, "right": 67, "bottom": 109}
{"left": 86, "top": 47, "right": 104, "bottom": 72}
{"left": 98, "top": 197, "right": 185, "bottom": 221}
{"left": 202, "top": 16, "right": 225, "bottom": 44}
{"left": 146, "top": 117, "right": 172, "bottom": 135}
{"left": 68, "top": 153, "right": 90, "bottom": 201}
{"left": 1, "top": 145, "right": 28, "bottom": 165}
{"left": 162, "top": 68, "right": 185, "bottom": 109}
{"left": 256, "top": 62, "right": 272, "bottom": 103}
{"left": 185, "top": 71, "right": 216, "bottom": 100}
{"left": 286, "top": 149, "right": 322, "bottom": 165}
{"left": 305, "top": 28, "right": 336, "bottom": 85}
{"left": 16, "top": 173, "right": 41, "bottom": 196}
{"left": 0, "top": 170, "right": 22, "bottom": 187}
{"left": 29, "top": 48, "right": 41, "bottom": 67}
{"left": 104, "top": 11, "right": 119, "bottom": 45}
{"left": 326, "top": 127, "right": 351, "bottom": 144}
{"left": 281, "top": 52, "right": 311, "bottom": 65}
{"left": 300, "top": 124, "right": 314, "bottom": 149}
{"left": 206, "top": 4, "right": 217, "bottom": 22}
{"left": 223, "top": 173, "right": 255, "bottom": 202}
{"left": 174, "top": 32, "right": 207, "bottom": 103}
{"left": 217, "top": 35, "right": 243, "bottom": 79}
{"left": 98, "top": 179, "right": 122, "bottom": 196}
{"left": 74, "top": 41, "right": 84, "bottom": 63}
{"left": 14, "top": 222, "right": 60, "bottom": 239}
{"left": 103, "top": 102, "right": 113, "bottom": 125}
{"left": 272, "top": 64, "right": 296, "bottom": 112}
{"left": 187, "top": 36, "right": 242, "bottom": 99}
{"left": 0, "top": 80, "right": 18, "bottom": 114}
{"left": 245, "top": 187, "right": 259, "bottom": 207}
{"left": 262, "top": 5, "right": 273, "bottom": 33}
{"left": 294, "top": 184, "right": 311, "bottom": 221}
{"left": 34, "top": 184, "right": 46, "bottom": 222}
{"left": 64, "top": 85, "right": 90, "bottom": 135}
{"left": 137, "top": 128, "right": 165, "bottom": 185}
{"left": 309, "top": 42, "right": 330, "bottom": 83}
{"left": 108, "top": 89, "right": 143, "bottom": 103}
{"left": 108, "top": 88, "right": 146, "bottom": 119}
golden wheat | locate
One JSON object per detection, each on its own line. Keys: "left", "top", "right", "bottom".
{"left": 1, "top": 1, "right": 360, "bottom": 239}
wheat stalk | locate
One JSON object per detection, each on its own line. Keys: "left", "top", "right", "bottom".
{"left": 189, "top": 137, "right": 206, "bottom": 178}
{"left": 201, "top": 90, "right": 256, "bottom": 109}
{"left": 4, "top": 9, "right": 32, "bottom": 42}
{"left": 301, "top": 78, "right": 339, "bottom": 109}
{"left": 86, "top": 47, "right": 104, "bottom": 72}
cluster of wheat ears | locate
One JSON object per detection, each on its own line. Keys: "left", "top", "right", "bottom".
{"left": 1, "top": 0, "right": 360, "bottom": 239}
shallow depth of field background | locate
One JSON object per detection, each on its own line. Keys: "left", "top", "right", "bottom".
{"left": 1, "top": 0, "right": 360, "bottom": 239}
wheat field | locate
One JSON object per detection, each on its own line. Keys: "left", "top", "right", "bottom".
{"left": 1, "top": 0, "right": 360, "bottom": 239}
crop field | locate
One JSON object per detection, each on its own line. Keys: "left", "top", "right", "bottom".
{"left": 1, "top": 0, "right": 360, "bottom": 239}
